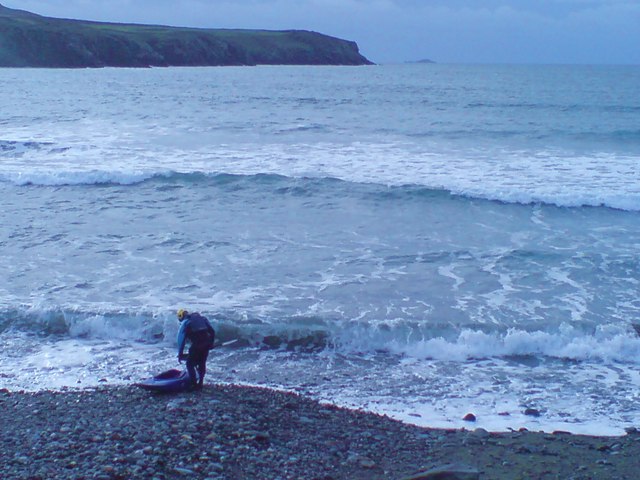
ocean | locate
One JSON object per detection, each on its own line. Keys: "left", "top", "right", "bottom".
{"left": 1, "top": 64, "right": 639, "bottom": 435}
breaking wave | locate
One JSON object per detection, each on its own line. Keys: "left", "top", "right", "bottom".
{"left": 2, "top": 169, "right": 640, "bottom": 212}
{"left": 3, "top": 306, "right": 640, "bottom": 364}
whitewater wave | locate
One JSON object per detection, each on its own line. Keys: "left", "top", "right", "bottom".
{"left": 2, "top": 168, "right": 640, "bottom": 212}
{"left": 0, "top": 169, "right": 164, "bottom": 186}
{"left": 3, "top": 306, "right": 640, "bottom": 364}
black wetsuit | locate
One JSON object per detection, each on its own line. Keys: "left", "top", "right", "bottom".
{"left": 178, "top": 313, "right": 215, "bottom": 388}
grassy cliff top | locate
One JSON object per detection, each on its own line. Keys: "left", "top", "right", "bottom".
{"left": 0, "top": 4, "right": 373, "bottom": 67}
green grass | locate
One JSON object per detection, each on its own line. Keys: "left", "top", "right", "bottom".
{"left": 0, "top": 4, "right": 371, "bottom": 67}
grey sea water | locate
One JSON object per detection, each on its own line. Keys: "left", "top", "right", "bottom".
{"left": 1, "top": 64, "right": 640, "bottom": 434}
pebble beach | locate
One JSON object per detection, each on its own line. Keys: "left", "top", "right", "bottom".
{"left": 2, "top": 384, "right": 640, "bottom": 480}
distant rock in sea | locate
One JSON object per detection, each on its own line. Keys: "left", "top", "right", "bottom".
{"left": 406, "top": 59, "right": 436, "bottom": 64}
{"left": 0, "top": 3, "right": 373, "bottom": 68}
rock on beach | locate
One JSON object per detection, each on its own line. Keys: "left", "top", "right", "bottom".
{"left": 1, "top": 385, "right": 639, "bottom": 479}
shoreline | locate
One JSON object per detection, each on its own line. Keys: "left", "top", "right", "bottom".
{"left": 2, "top": 384, "right": 640, "bottom": 479}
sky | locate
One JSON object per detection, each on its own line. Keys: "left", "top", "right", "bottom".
{"left": 3, "top": 0, "right": 640, "bottom": 64}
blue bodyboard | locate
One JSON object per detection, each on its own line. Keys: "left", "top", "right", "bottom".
{"left": 137, "top": 369, "right": 191, "bottom": 393}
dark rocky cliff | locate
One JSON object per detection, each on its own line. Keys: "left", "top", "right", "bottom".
{"left": 0, "top": 4, "right": 372, "bottom": 67}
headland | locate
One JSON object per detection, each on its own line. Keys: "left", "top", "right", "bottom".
{"left": 0, "top": 4, "right": 372, "bottom": 68}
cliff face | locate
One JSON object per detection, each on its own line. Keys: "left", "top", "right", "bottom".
{"left": 0, "top": 4, "right": 373, "bottom": 67}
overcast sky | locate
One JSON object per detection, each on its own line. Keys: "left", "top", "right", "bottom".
{"left": 3, "top": 0, "right": 640, "bottom": 64}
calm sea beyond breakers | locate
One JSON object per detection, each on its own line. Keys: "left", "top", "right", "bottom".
{"left": 1, "top": 64, "right": 640, "bottom": 436}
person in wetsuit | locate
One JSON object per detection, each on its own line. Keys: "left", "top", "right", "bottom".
{"left": 177, "top": 309, "right": 216, "bottom": 390}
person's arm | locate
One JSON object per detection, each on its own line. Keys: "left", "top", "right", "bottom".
{"left": 177, "top": 321, "right": 188, "bottom": 360}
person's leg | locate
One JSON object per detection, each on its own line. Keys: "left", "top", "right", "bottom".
{"left": 186, "top": 346, "right": 199, "bottom": 387}
{"left": 197, "top": 349, "right": 209, "bottom": 387}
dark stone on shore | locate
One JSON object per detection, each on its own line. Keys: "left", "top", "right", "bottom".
{"left": 286, "top": 331, "right": 328, "bottom": 351}
{"left": 262, "top": 335, "right": 283, "bottom": 349}
{"left": 462, "top": 413, "right": 476, "bottom": 422}
{"left": 470, "top": 428, "right": 490, "bottom": 439}
{"left": 524, "top": 408, "right": 541, "bottom": 417}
